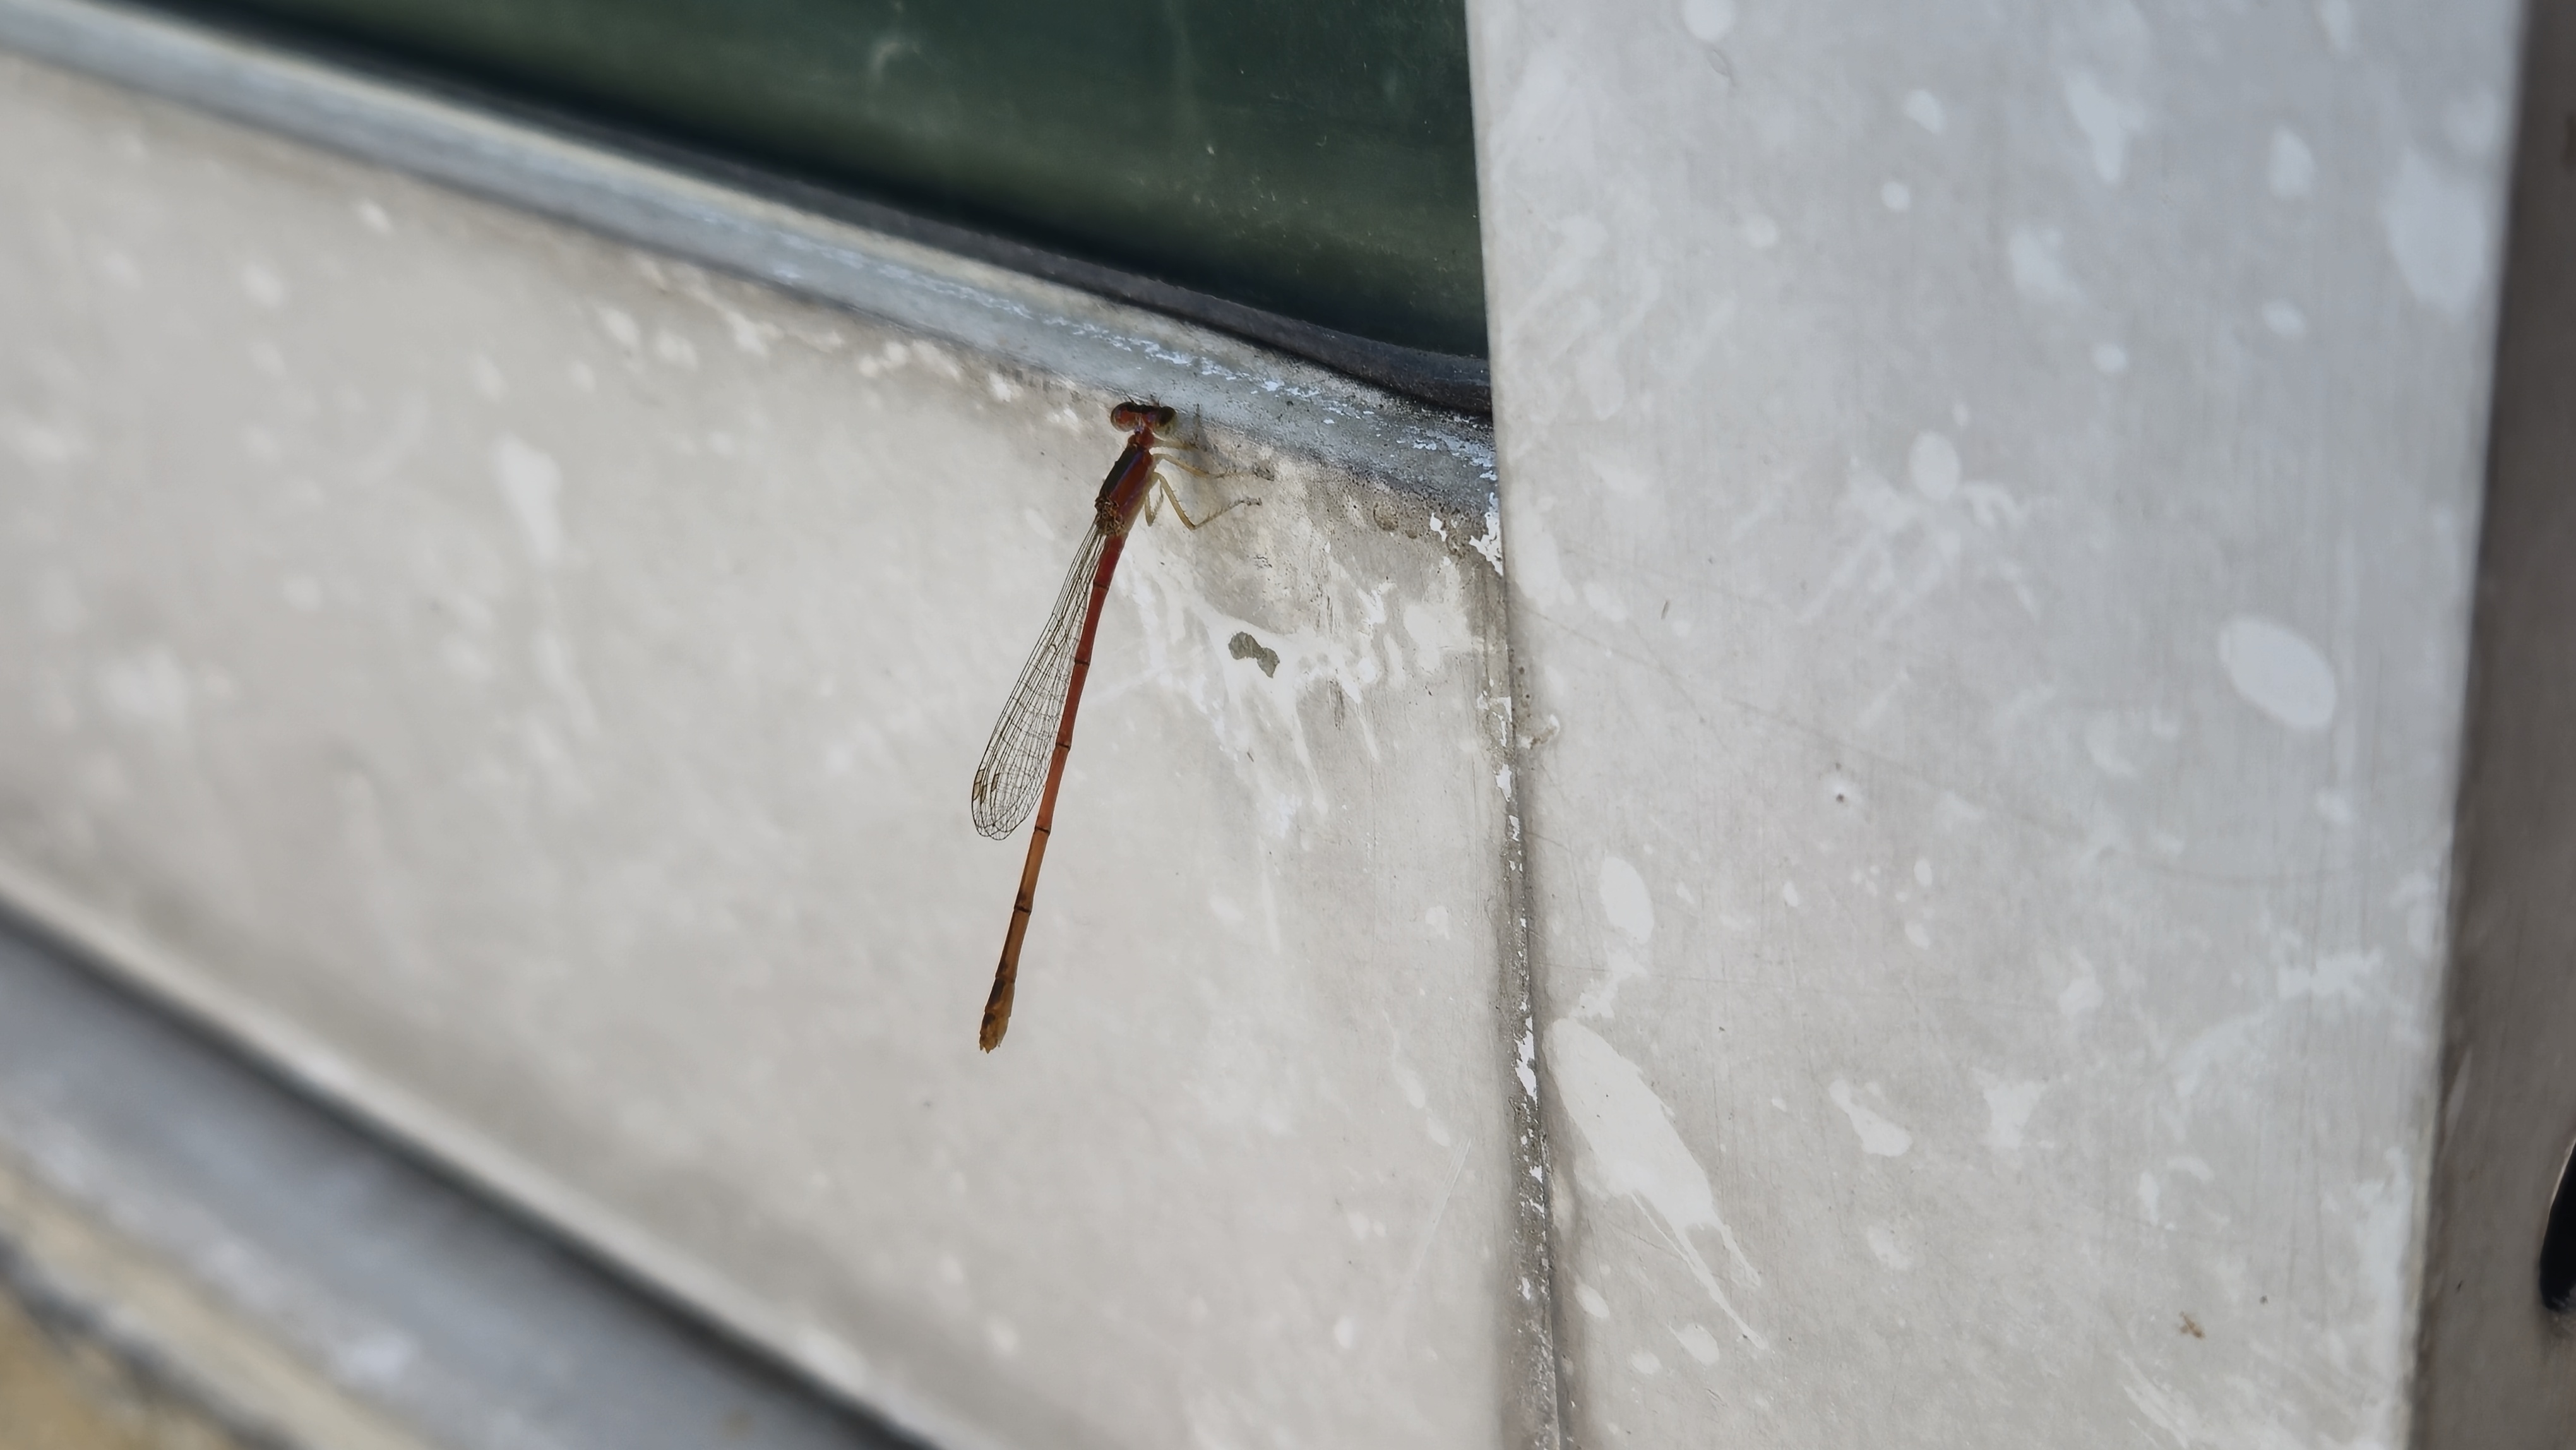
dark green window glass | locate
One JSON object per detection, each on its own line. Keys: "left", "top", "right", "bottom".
{"left": 164, "top": 0, "right": 1487, "bottom": 395}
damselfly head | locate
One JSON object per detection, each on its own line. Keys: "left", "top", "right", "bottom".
{"left": 1109, "top": 401, "right": 1176, "bottom": 434}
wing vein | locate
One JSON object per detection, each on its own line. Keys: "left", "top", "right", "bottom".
{"left": 970, "top": 524, "right": 1110, "bottom": 839}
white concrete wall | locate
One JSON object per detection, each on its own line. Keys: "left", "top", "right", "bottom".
{"left": 1470, "top": 0, "right": 2516, "bottom": 1443}
{"left": 4, "top": 0, "right": 2559, "bottom": 1442}
{"left": 0, "top": 53, "right": 1540, "bottom": 1450}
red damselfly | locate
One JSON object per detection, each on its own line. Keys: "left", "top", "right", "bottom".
{"left": 969, "top": 402, "right": 1250, "bottom": 1050}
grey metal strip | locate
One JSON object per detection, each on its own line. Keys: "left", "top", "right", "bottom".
{"left": 0, "top": 912, "right": 924, "bottom": 1450}
{"left": 0, "top": 0, "right": 1497, "bottom": 513}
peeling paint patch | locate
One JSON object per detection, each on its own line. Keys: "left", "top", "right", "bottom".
{"left": 1470, "top": 503, "right": 1505, "bottom": 574}
{"left": 1226, "top": 631, "right": 1280, "bottom": 676}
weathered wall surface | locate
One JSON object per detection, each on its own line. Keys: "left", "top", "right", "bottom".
{"left": 1469, "top": 0, "right": 2513, "bottom": 1442}
{"left": 0, "top": 54, "right": 1529, "bottom": 1450}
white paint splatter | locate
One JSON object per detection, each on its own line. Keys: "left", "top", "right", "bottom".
{"left": 724, "top": 311, "right": 779, "bottom": 356}
{"left": 2217, "top": 614, "right": 2337, "bottom": 732}
{"left": 597, "top": 306, "right": 641, "bottom": 349}
{"left": 238, "top": 261, "right": 288, "bottom": 308}
{"left": 1512, "top": 504, "right": 1571, "bottom": 609}
{"left": 1866, "top": 1225, "right": 1913, "bottom": 1269}
{"left": 2084, "top": 715, "right": 2137, "bottom": 777}
{"left": 1332, "top": 1315, "right": 1357, "bottom": 1349}
{"left": 1904, "top": 90, "right": 1947, "bottom": 134}
{"left": 2063, "top": 70, "right": 2144, "bottom": 184}
{"left": 1679, "top": 0, "right": 1735, "bottom": 44}
{"left": 2445, "top": 93, "right": 2505, "bottom": 159}
{"left": 1977, "top": 1072, "right": 2047, "bottom": 1151}
{"left": 2092, "top": 342, "right": 2130, "bottom": 374}
{"left": 2137, "top": 1172, "right": 2162, "bottom": 1224}
{"left": 98, "top": 649, "right": 191, "bottom": 735}
{"left": 1402, "top": 599, "right": 1475, "bottom": 661}
{"left": 1577, "top": 951, "right": 1647, "bottom": 1022}
{"left": 1908, "top": 432, "right": 1961, "bottom": 501}
{"left": 1780, "top": 881, "right": 1802, "bottom": 908}
{"left": 2262, "top": 300, "right": 2308, "bottom": 338}
{"left": 1881, "top": 181, "right": 1912, "bottom": 212}
{"left": 2352, "top": 1149, "right": 2418, "bottom": 1399}
{"left": 2382, "top": 150, "right": 2490, "bottom": 320}
{"left": 330, "top": 1329, "right": 417, "bottom": 1388}
{"left": 2008, "top": 226, "right": 2080, "bottom": 304}
{"left": 2173, "top": 1010, "right": 2268, "bottom": 1103}
{"left": 1546, "top": 1020, "right": 1766, "bottom": 1345}
{"left": 1600, "top": 856, "right": 1655, "bottom": 942}
{"left": 2315, "top": 0, "right": 2357, "bottom": 52}
{"left": 2393, "top": 870, "right": 2445, "bottom": 959}
{"left": 1119, "top": 529, "right": 1458, "bottom": 851}
{"left": 1575, "top": 1281, "right": 1611, "bottom": 1318}
{"left": 1630, "top": 1350, "right": 1662, "bottom": 1375}
{"left": 2269, "top": 128, "right": 2316, "bottom": 198}
{"left": 1828, "top": 1080, "right": 1913, "bottom": 1156}
{"left": 493, "top": 436, "right": 565, "bottom": 565}
{"left": 1742, "top": 215, "right": 1781, "bottom": 249}
{"left": 2281, "top": 949, "right": 2383, "bottom": 1005}
{"left": 1673, "top": 1323, "right": 1723, "bottom": 1364}
{"left": 2060, "top": 973, "right": 2104, "bottom": 1017}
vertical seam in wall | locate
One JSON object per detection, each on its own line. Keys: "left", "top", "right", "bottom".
{"left": 1482, "top": 496, "right": 1567, "bottom": 1450}
{"left": 1462, "top": 9, "right": 1568, "bottom": 1443}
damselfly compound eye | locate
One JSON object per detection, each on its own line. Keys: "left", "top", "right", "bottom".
{"left": 1109, "top": 402, "right": 1176, "bottom": 431}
